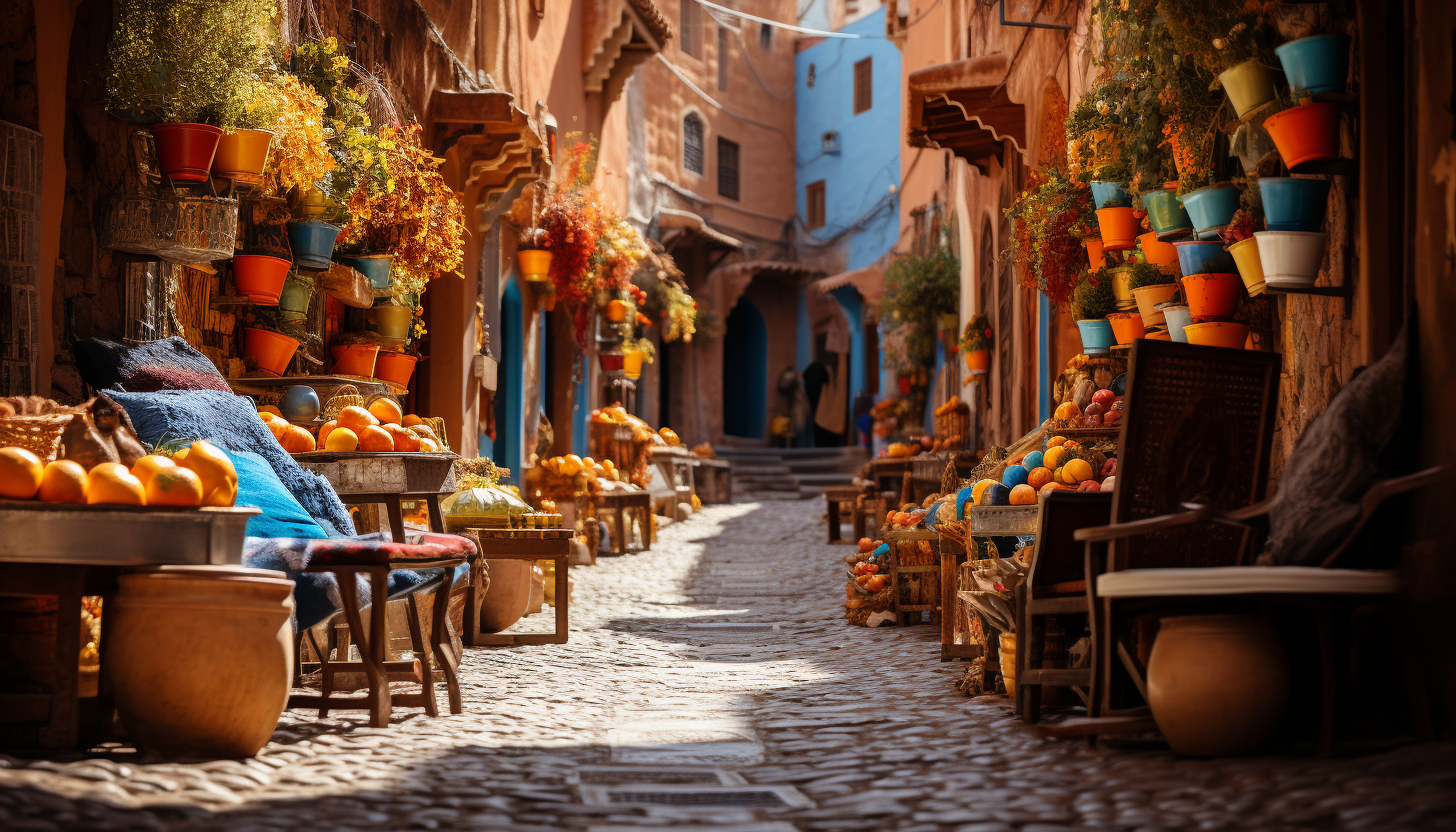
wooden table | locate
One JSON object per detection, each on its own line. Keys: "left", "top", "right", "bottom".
{"left": 867, "top": 458, "right": 912, "bottom": 496}
{"left": 822, "top": 485, "right": 862, "bottom": 544}
{"left": 938, "top": 537, "right": 980, "bottom": 662}
{"left": 695, "top": 458, "right": 732, "bottom": 504}
{"left": 0, "top": 502, "right": 258, "bottom": 749}
{"left": 293, "top": 451, "right": 457, "bottom": 539}
{"left": 462, "top": 528, "right": 574, "bottom": 646}
{"left": 595, "top": 491, "right": 653, "bottom": 554}
{"left": 650, "top": 447, "right": 698, "bottom": 512}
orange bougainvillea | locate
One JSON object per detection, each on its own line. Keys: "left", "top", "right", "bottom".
{"left": 260, "top": 74, "right": 333, "bottom": 195}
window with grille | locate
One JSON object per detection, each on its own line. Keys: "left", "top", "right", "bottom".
{"left": 717, "top": 26, "right": 728, "bottom": 91}
{"left": 853, "top": 57, "right": 872, "bottom": 114}
{"left": 759, "top": 22, "right": 773, "bottom": 49}
{"left": 717, "top": 137, "right": 740, "bottom": 200}
{"left": 683, "top": 113, "right": 704, "bottom": 175}
{"left": 806, "top": 181, "right": 826, "bottom": 230}
{"left": 681, "top": 0, "right": 700, "bottom": 57}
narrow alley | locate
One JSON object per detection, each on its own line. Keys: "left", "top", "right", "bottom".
{"left": 4, "top": 496, "right": 1455, "bottom": 832}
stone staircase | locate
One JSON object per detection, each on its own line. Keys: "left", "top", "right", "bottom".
{"left": 715, "top": 439, "right": 870, "bottom": 500}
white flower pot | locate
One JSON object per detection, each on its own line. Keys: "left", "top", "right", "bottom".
{"left": 1255, "top": 231, "right": 1327, "bottom": 288}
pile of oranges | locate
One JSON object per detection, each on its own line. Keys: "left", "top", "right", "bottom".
{"left": 259, "top": 398, "right": 443, "bottom": 455}
{"left": 0, "top": 440, "right": 237, "bottom": 508}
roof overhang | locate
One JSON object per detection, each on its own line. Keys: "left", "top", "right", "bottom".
{"left": 429, "top": 90, "right": 547, "bottom": 229}
{"left": 907, "top": 54, "right": 1026, "bottom": 174}
{"left": 584, "top": 0, "right": 673, "bottom": 103}
{"left": 653, "top": 208, "right": 743, "bottom": 251}
{"left": 809, "top": 261, "right": 886, "bottom": 301}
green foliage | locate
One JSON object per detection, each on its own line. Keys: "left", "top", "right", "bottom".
{"left": 882, "top": 248, "right": 960, "bottom": 368}
{"left": 106, "top": 0, "right": 279, "bottom": 127}
{"left": 1126, "top": 261, "right": 1172, "bottom": 290}
{"left": 1158, "top": 0, "right": 1276, "bottom": 77}
{"left": 1072, "top": 269, "right": 1117, "bottom": 321}
{"left": 294, "top": 37, "right": 384, "bottom": 223}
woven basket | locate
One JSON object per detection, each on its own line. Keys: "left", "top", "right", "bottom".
{"left": 423, "top": 416, "right": 450, "bottom": 453}
{"left": 0, "top": 413, "right": 79, "bottom": 462}
{"left": 321, "top": 384, "right": 364, "bottom": 421}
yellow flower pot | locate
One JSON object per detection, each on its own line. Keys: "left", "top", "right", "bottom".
{"left": 623, "top": 349, "right": 646, "bottom": 380}
{"left": 1218, "top": 59, "right": 1281, "bottom": 119}
{"left": 213, "top": 129, "right": 274, "bottom": 179}
{"left": 369, "top": 304, "right": 415, "bottom": 341}
{"left": 1227, "top": 237, "right": 1266, "bottom": 296}
{"left": 517, "top": 249, "right": 552, "bottom": 282}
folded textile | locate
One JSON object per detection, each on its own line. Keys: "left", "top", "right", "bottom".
{"left": 73, "top": 336, "right": 232, "bottom": 393}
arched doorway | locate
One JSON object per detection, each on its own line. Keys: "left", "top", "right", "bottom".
{"left": 722, "top": 295, "right": 768, "bottom": 439}
{"left": 491, "top": 276, "right": 524, "bottom": 481}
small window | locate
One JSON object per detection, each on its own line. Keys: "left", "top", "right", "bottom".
{"left": 717, "top": 26, "right": 728, "bottom": 91}
{"left": 717, "top": 137, "right": 740, "bottom": 201}
{"left": 759, "top": 22, "right": 773, "bottom": 50}
{"left": 807, "top": 63, "right": 816, "bottom": 88}
{"left": 806, "top": 180, "right": 826, "bottom": 230}
{"left": 683, "top": 113, "right": 704, "bottom": 175}
{"left": 853, "top": 57, "right": 873, "bottom": 114}
{"left": 681, "top": 0, "right": 700, "bottom": 57}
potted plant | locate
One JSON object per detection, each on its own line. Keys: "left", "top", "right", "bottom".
{"left": 1137, "top": 232, "right": 1178, "bottom": 267}
{"left": 1259, "top": 176, "right": 1330, "bottom": 232}
{"left": 106, "top": 0, "right": 279, "bottom": 181}
{"left": 1072, "top": 270, "right": 1116, "bottom": 356}
{"left": 232, "top": 254, "right": 292, "bottom": 306}
{"left": 1275, "top": 33, "right": 1352, "bottom": 95}
{"left": 1254, "top": 228, "right": 1327, "bottom": 289}
{"left": 260, "top": 74, "right": 332, "bottom": 196}
{"left": 1159, "top": 0, "right": 1279, "bottom": 118}
{"left": 1107, "top": 309, "right": 1146, "bottom": 345}
{"left": 959, "top": 314, "right": 993, "bottom": 375}
{"left": 1004, "top": 169, "right": 1094, "bottom": 305}
{"left": 1263, "top": 93, "right": 1342, "bottom": 170}
{"left": 1181, "top": 272, "right": 1243, "bottom": 319}
{"left": 330, "top": 340, "right": 380, "bottom": 377}
{"left": 517, "top": 227, "right": 552, "bottom": 283}
{"left": 622, "top": 337, "right": 655, "bottom": 381}
{"left": 374, "top": 350, "right": 420, "bottom": 388}
{"left": 1127, "top": 261, "right": 1178, "bottom": 327}
{"left": 882, "top": 247, "right": 960, "bottom": 371}
{"left": 1178, "top": 181, "right": 1242, "bottom": 239}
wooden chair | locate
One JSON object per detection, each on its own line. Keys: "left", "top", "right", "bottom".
{"left": 1017, "top": 490, "right": 1113, "bottom": 723}
{"left": 823, "top": 485, "right": 862, "bottom": 544}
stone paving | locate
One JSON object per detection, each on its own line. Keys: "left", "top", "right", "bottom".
{"left": 3, "top": 496, "right": 1456, "bottom": 831}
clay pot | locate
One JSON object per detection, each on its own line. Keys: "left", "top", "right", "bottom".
{"left": 1276, "top": 34, "right": 1351, "bottom": 95}
{"left": 1179, "top": 184, "right": 1241, "bottom": 238}
{"left": 517, "top": 249, "right": 552, "bottom": 282}
{"left": 478, "top": 559, "right": 533, "bottom": 632}
{"left": 1181, "top": 273, "right": 1242, "bottom": 319}
{"left": 1217, "top": 59, "right": 1281, "bottom": 118}
{"left": 623, "top": 349, "right": 647, "bottom": 381}
{"left": 1076, "top": 319, "right": 1115, "bottom": 355}
{"left": 108, "top": 566, "right": 295, "bottom": 757}
{"left": 243, "top": 328, "right": 299, "bottom": 376}
{"left": 150, "top": 123, "right": 222, "bottom": 183}
{"left": 232, "top": 255, "right": 291, "bottom": 305}
{"left": 1141, "top": 188, "right": 1192, "bottom": 238}
{"left": 1131, "top": 283, "right": 1179, "bottom": 328}
{"left": 374, "top": 350, "right": 419, "bottom": 387}
{"left": 1227, "top": 237, "right": 1267, "bottom": 297}
{"left": 1137, "top": 232, "right": 1179, "bottom": 268}
{"left": 600, "top": 353, "right": 625, "bottom": 373}
{"left": 213, "top": 129, "right": 274, "bottom": 179}
{"left": 1183, "top": 321, "right": 1251, "bottom": 349}
{"left": 1107, "top": 312, "right": 1146, "bottom": 345}
{"left": 1096, "top": 207, "right": 1139, "bottom": 251}
{"left": 1108, "top": 266, "right": 1136, "bottom": 310}
{"left": 1264, "top": 102, "right": 1342, "bottom": 169}
{"left": 1161, "top": 303, "right": 1192, "bottom": 343}
{"left": 330, "top": 344, "right": 380, "bottom": 377}
{"left": 1255, "top": 230, "right": 1327, "bottom": 288}
{"left": 1090, "top": 180, "right": 1130, "bottom": 209}
{"left": 370, "top": 304, "right": 415, "bottom": 341}
{"left": 1147, "top": 615, "right": 1289, "bottom": 756}
{"left": 964, "top": 348, "right": 991, "bottom": 374}
{"left": 1084, "top": 236, "right": 1104, "bottom": 271}
{"left": 338, "top": 255, "right": 394, "bottom": 290}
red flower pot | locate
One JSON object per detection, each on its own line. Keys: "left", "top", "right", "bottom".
{"left": 243, "top": 329, "right": 299, "bottom": 376}
{"left": 1181, "top": 273, "right": 1243, "bottom": 319}
{"left": 600, "top": 353, "right": 625, "bottom": 373}
{"left": 1263, "top": 102, "right": 1342, "bottom": 169}
{"left": 150, "top": 123, "right": 223, "bottom": 183}
{"left": 232, "top": 255, "right": 291, "bottom": 305}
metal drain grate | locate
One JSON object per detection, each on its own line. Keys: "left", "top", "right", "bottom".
{"left": 576, "top": 766, "right": 744, "bottom": 785}
{"left": 580, "top": 784, "right": 811, "bottom": 810}
{"left": 610, "top": 790, "right": 784, "bottom": 807}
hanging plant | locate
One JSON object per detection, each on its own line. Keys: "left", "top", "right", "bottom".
{"left": 881, "top": 247, "right": 960, "bottom": 369}
{"left": 1072, "top": 269, "right": 1117, "bottom": 321}
{"left": 1158, "top": 0, "right": 1277, "bottom": 79}
{"left": 959, "top": 314, "right": 993, "bottom": 354}
{"left": 1003, "top": 169, "right": 1094, "bottom": 306}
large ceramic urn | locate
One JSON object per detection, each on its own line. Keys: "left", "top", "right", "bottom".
{"left": 1146, "top": 614, "right": 1290, "bottom": 756}
{"left": 108, "top": 565, "right": 295, "bottom": 757}
{"left": 477, "top": 559, "right": 533, "bottom": 633}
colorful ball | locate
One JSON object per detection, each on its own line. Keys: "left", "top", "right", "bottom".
{"left": 1023, "top": 450, "right": 1044, "bottom": 470}
{"left": 1001, "top": 465, "right": 1029, "bottom": 487}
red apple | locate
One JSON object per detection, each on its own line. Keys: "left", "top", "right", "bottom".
{"left": 1092, "top": 388, "right": 1115, "bottom": 408}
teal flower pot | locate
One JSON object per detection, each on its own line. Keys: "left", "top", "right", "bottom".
{"left": 1275, "top": 34, "right": 1351, "bottom": 95}
{"left": 1174, "top": 240, "right": 1236, "bottom": 276}
{"left": 1260, "top": 177, "right": 1331, "bottom": 232}
{"left": 286, "top": 220, "right": 341, "bottom": 270}
{"left": 1178, "top": 185, "right": 1241, "bottom": 238}
{"left": 1076, "top": 319, "right": 1116, "bottom": 355}
{"left": 1091, "top": 180, "right": 1131, "bottom": 209}
{"left": 1142, "top": 189, "right": 1193, "bottom": 238}
{"left": 339, "top": 254, "right": 394, "bottom": 290}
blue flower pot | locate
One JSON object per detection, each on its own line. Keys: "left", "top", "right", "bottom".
{"left": 1174, "top": 240, "right": 1236, "bottom": 276}
{"left": 1142, "top": 189, "right": 1193, "bottom": 238}
{"left": 286, "top": 220, "right": 341, "bottom": 270}
{"left": 1260, "top": 177, "right": 1331, "bottom": 232}
{"left": 1091, "top": 180, "right": 1131, "bottom": 209}
{"left": 1275, "top": 34, "right": 1351, "bottom": 95}
{"left": 1076, "top": 319, "right": 1116, "bottom": 355}
{"left": 339, "top": 255, "right": 394, "bottom": 290}
{"left": 1178, "top": 185, "right": 1241, "bottom": 238}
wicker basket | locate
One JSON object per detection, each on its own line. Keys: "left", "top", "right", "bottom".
{"left": 934, "top": 408, "right": 971, "bottom": 449}
{"left": 422, "top": 416, "right": 450, "bottom": 453}
{"left": 0, "top": 412, "right": 80, "bottom": 462}
{"left": 846, "top": 585, "right": 895, "bottom": 626}
{"left": 321, "top": 384, "right": 364, "bottom": 421}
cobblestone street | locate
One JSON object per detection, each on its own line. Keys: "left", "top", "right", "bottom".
{"left": 3, "top": 498, "right": 1456, "bottom": 832}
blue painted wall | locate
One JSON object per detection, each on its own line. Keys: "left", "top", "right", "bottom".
{"left": 795, "top": 8, "right": 901, "bottom": 271}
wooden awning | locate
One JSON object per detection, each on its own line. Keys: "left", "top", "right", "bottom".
{"left": 583, "top": 0, "right": 673, "bottom": 102}
{"left": 809, "top": 261, "right": 886, "bottom": 302}
{"left": 907, "top": 55, "right": 1025, "bottom": 174}
{"left": 429, "top": 89, "right": 546, "bottom": 229}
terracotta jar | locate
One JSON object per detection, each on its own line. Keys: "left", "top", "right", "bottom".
{"left": 1146, "top": 614, "right": 1289, "bottom": 756}
{"left": 477, "top": 559, "right": 533, "bottom": 632}
{"left": 107, "top": 566, "right": 295, "bottom": 757}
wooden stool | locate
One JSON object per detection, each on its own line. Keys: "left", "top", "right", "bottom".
{"left": 289, "top": 551, "right": 465, "bottom": 727}
{"left": 462, "top": 528, "right": 574, "bottom": 646}
{"left": 596, "top": 491, "right": 653, "bottom": 554}
{"left": 334, "top": 491, "right": 447, "bottom": 539}
{"left": 823, "top": 486, "right": 861, "bottom": 544}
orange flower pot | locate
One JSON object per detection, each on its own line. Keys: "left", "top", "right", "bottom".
{"left": 1084, "top": 236, "right": 1104, "bottom": 271}
{"left": 1131, "top": 283, "right": 1179, "bottom": 327}
{"left": 330, "top": 344, "right": 380, "bottom": 377}
{"left": 150, "top": 123, "right": 222, "bottom": 183}
{"left": 1107, "top": 312, "right": 1146, "bottom": 345}
{"left": 213, "top": 129, "right": 274, "bottom": 179}
{"left": 243, "top": 329, "right": 299, "bottom": 376}
{"left": 1263, "top": 102, "right": 1342, "bottom": 169}
{"left": 1145, "top": 327, "right": 1173, "bottom": 341}
{"left": 1181, "top": 273, "right": 1243, "bottom": 319}
{"left": 623, "top": 349, "right": 647, "bottom": 381}
{"left": 232, "top": 254, "right": 291, "bottom": 305}
{"left": 1184, "top": 321, "right": 1251, "bottom": 350}
{"left": 1137, "top": 232, "right": 1178, "bottom": 267}
{"left": 374, "top": 350, "right": 419, "bottom": 387}
{"left": 517, "top": 249, "right": 552, "bottom": 282}
{"left": 1096, "top": 207, "right": 1139, "bottom": 251}
{"left": 964, "top": 348, "right": 991, "bottom": 374}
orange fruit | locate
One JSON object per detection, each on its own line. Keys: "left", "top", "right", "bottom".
{"left": 1054, "top": 401, "right": 1079, "bottom": 421}
{"left": 1063, "top": 458, "right": 1093, "bottom": 483}
{"left": 402, "top": 414, "right": 424, "bottom": 428}
{"left": 1043, "top": 446, "right": 1067, "bottom": 471}
{"left": 178, "top": 440, "right": 237, "bottom": 503}
{"left": 87, "top": 463, "right": 146, "bottom": 505}
{"left": 317, "top": 420, "right": 338, "bottom": 446}
{"left": 38, "top": 459, "right": 88, "bottom": 503}
{"left": 131, "top": 454, "right": 177, "bottom": 488}
{"left": 367, "top": 397, "right": 403, "bottom": 425}
{"left": 1039, "top": 482, "right": 1065, "bottom": 496}
{"left": 1009, "top": 484, "right": 1037, "bottom": 506}
{"left": 324, "top": 426, "right": 360, "bottom": 452}
{"left": 418, "top": 437, "right": 440, "bottom": 453}
{"left": 1047, "top": 435, "right": 1067, "bottom": 447}
{"left": 0, "top": 447, "right": 45, "bottom": 499}
{"left": 358, "top": 424, "right": 394, "bottom": 452}
{"left": 257, "top": 405, "right": 283, "bottom": 418}
{"left": 280, "top": 424, "right": 316, "bottom": 454}
{"left": 385, "top": 424, "right": 420, "bottom": 452}
{"left": 337, "top": 405, "right": 379, "bottom": 433}
{"left": 145, "top": 466, "right": 204, "bottom": 507}
{"left": 1026, "top": 466, "right": 1053, "bottom": 490}
{"left": 265, "top": 417, "right": 289, "bottom": 440}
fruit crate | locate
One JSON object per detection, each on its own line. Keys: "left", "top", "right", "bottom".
{"left": 970, "top": 504, "right": 1041, "bottom": 537}
{"left": 883, "top": 528, "right": 941, "bottom": 626}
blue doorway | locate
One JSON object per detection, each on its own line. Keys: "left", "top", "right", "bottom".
{"left": 489, "top": 276, "right": 524, "bottom": 482}
{"left": 722, "top": 296, "right": 768, "bottom": 439}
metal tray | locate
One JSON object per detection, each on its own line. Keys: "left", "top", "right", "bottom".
{"left": 0, "top": 501, "right": 259, "bottom": 566}
{"left": 970, "top": 504, "right": 1041, "bottom": 537}
{"left": 292, "top": 451, "right": 458, "bottom": 494}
